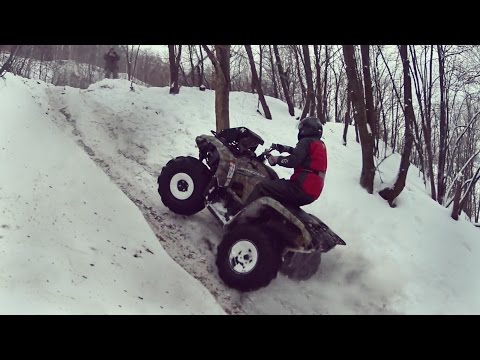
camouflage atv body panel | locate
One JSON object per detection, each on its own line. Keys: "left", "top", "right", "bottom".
{"left": 225, "top": 197, "right": 346, "bottom": 253}
{"left": 196, "top": 135, "right": 272, "bottom": 203}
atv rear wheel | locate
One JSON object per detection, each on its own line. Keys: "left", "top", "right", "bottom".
{"left": 158, "top": 156, "right": 211, "bottom": 216}
{"left": 216, "top": 225, "right": 281, "bottom": 292}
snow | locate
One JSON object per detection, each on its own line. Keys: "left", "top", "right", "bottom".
{"left": 0, "top": 75, "right": 224, "bottom": 314}
{"left": 2, "top": 73, "right": 480, "bottom": 314}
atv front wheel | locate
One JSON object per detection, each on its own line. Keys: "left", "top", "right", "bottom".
{"left": 216, "top": 225, "right": 281, "bottom": 292}
{"left": 158, "top": 156, "right": 211, "bottom": 215}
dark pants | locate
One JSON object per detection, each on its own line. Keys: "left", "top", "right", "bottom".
{"left": 245, "top": 179, "right": 314, "bottom": 208}
{"left": 105, "top": 68, "right": 119, "bottom": 79}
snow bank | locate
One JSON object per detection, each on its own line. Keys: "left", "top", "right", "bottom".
{"left": 0, "top": 75, "right": 224, "bottom": 314}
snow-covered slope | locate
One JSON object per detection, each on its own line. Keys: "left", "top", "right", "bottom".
{"left": 0, "top": 75, "right": 224, "bottom": 314}
{"left": 2, "top": 74, "right": 479, "bottom": 314}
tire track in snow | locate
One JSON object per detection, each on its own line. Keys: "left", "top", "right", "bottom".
{"left": 45, "top": 87, "right": 245, "bottom": 315}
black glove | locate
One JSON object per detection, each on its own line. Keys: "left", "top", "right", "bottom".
{"left": 272, "top": 143, "right": 292, "bottom": 153}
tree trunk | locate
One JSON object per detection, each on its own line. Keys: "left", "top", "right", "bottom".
{"left": 354, "top": 120, "right": 359, "bottom": 143}
{"left": 259, "top": 45, "right": 263, "bottom": 91}
{"left": 437, "top": 45, "right": 448, "bottom": 204}
{"left": 475, "top": 195, "right": 480, "bottom": 224}
{"left": 379, "top": 45, "right": 415, "bottom": 206}
{"left": 0, "top": 45, "right": 20, "bottom": 77}
{"left": 168, "top": 45, "right": 182, "bottom": 94}
{"left": 458, "top": 167, "right": 480, "bottom": 215}
{"left": 293, "top": 45, "right": 306, "bottom": 104}
{"left": 245, "top": 45, "right": 272, "bottom": 120}
{"left": 268, "top": 45, "right": 279, "bottom": 98}
{"left": 203, "top": 45, "right": 231, "bottom": 131}
{"left": 88, "top": 45, "right": 97, "bottom": 84}
{"left": 273, "top": 45, "right": 295, "bottom": 116}
{"left": 343, "top": 92, "right": 351, "bottom": 146}
{"left": 313, "top": 45, "right": 325, "bottom": 124}
{"left": 425, "top": 45, "right": 435, "bottom": 171}
{"left": 322, "top": 46, "right": 330, "bottom": 122}
{"left": 130, "top": 45, "right": 141, "bottom": 89}
{"left": 332, "top": 66, "right": 342, "bottom": 122}
{"left": 300, "top": 45, "right": 315, "bottom": 120}
{"left": 360, "top": 45, "right": 378, "bottom": 148}
{"left": 123, "top": 45, "right": 132, "bottom": 81}
{"left": 417, "top": 46, "right": 437, "bottom": 201}
{"left": 216, "top": 45, "right": 230, "bottom": 131}
{"left": 408, "top": 46, "right": 429, "bottom": 187}
{"left": 343, "top": 45, "right": 376, "bottom": 193}
{"left": 198, "top": 45, "right": 208, "bottom": 88}
{"left": 451, "top": 174, "right": 463, "bottom": 220}
{"left": 188, "top": 45, "right": 195, "bottom": 86}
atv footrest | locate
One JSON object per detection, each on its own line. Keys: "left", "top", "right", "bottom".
{"left": 206, "top": 203, "right": 228, "bottom": 226}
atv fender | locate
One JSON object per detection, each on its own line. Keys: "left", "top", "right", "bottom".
{"left": 196, "top": 135, "right": 237, "bottom": 187}
{"left": 225, "top": 197, "right": 314, "bottom": 249}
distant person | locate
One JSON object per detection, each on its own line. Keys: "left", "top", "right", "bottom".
{"left": 104, "top": 48, "right": 120, "bottom": 79}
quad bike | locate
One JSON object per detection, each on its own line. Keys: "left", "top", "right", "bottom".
{"left": 157, "top": 127, "right": 346, "bottom": 292}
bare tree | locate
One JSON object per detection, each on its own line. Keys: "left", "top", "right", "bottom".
{"left": 273, "top": 45, "right": 295, "bottom": 116}
{"left": 300, "top": 45, "right": 315, "bottom": 120}
{"left": 0, "top": 45, "right": 20, "bottom": 77}
{"left": 187, "top": 45, "right": 196, "bottom": 86}
{"left": 268, "top": 45, "right": 279, "bottom": 99}
{"left": 379, "top": 45, "right": 415, "bottom": 206}
{"left": 332, "top": 55, "right": 345, "bottom": 123}
{"left": 343, "top": 91, "right": 351, "bottom": 146}
{"left": 437, "top": 45, "right": 448, "bottom": 204}
{"left": 203, "top": 45, "right": 231, "bottom": 131}
{"left": 457, "top": 166, "right": 480, "bottom": 217}
{"left": 322, "top": 45, "right": 331, "bottom": 122}
{"left": 313, "top": 45, "right": 325, "bottom": 123}
{"left": 292, "top": 45, "right": 306, "bottom": 104}
{"left": 122, "top": 45, "right": 141, "bottom": 82}
{"left": 343, "top": 45, "right": 376, "bottom": 193}
{"left": 360, "top": 45, "right": 378, "bottom": 153}
{"left": 451, "top": 174, "right": 463, "bottom": 221}
{"left": 401, "top": 46, "right": 427, "bottom": 186}
{"left": 245, "top": 45, "right": 272, "bottom": 120}
{"left": 168, "top": 45, "right": 182, "bottom": 94}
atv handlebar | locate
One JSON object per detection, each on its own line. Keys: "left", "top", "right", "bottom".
{"left": 256, "top": 144, "right": 275, "bottom": 162}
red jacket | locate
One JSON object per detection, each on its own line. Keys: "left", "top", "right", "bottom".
{"left": 276, "top": 137, "right": 327, "bottom": 199}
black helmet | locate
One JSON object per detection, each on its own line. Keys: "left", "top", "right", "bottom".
{"left": 298, "top": 116, "right": 323, "bottom": 140}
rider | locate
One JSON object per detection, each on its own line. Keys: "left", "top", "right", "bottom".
{"left": 245, "top": 116, "right": 327, "bottom": 208}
